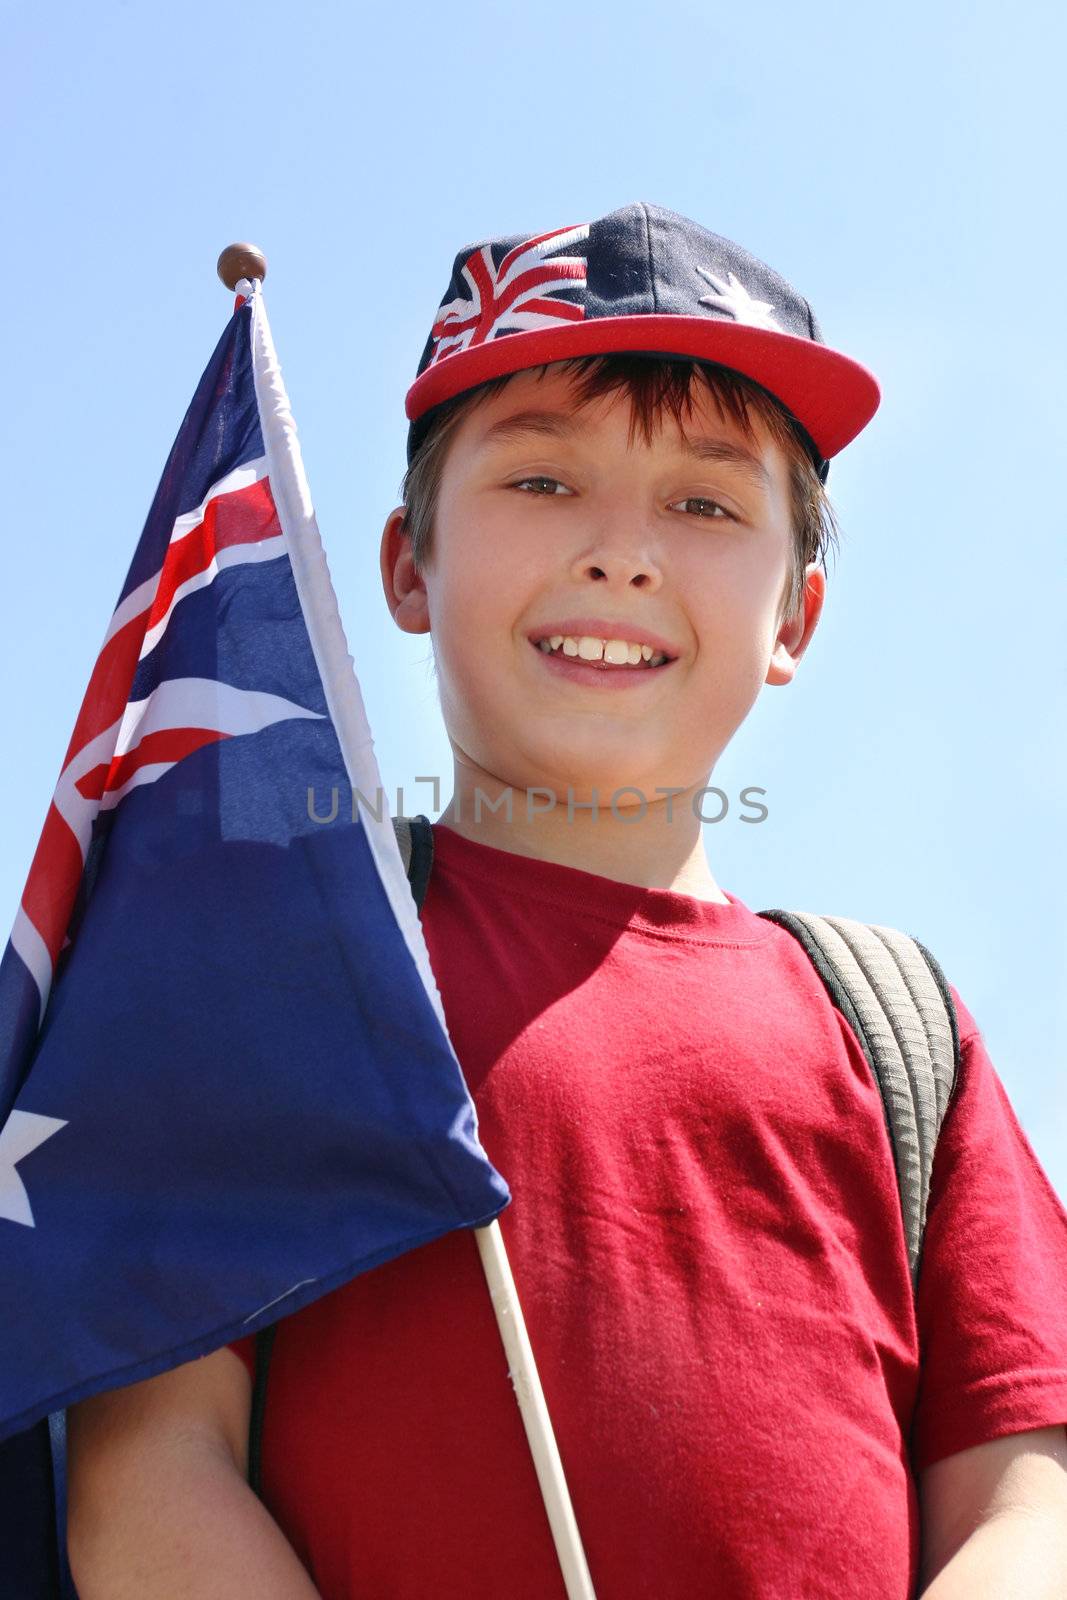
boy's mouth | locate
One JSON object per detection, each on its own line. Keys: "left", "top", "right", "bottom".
{"left": 528, "top": 627, "right": 676, "bottom": 671}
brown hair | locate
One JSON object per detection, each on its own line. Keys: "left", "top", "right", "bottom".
{"left": 399, "top": 355, "right": 839, "bottom": 624}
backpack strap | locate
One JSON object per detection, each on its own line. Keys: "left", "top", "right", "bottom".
{"left": 390, "top": 814, "right": 435, "bottom": 913}
{"left": 757, "top": 910, "right": 960, "bottom": 1293}
{"left": 248, "top": 813, "right": 434, "bottom": 1497}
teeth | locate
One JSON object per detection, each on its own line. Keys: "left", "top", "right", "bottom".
{"left": 536, "top": 633, "right": 670, "bottom": 667}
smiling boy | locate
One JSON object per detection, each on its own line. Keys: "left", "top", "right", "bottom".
{"left": 380, "top": 354, "right": 819, "bottom": 896}
{"left": 66, "top": 202, "right": 1067, "bottom": 1600}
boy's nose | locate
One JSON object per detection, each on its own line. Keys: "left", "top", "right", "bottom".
{"left": 569, "top": 543, "right": 663, "bottom": 592}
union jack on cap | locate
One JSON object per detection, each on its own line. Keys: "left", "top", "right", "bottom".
{"left": 405, "top": 200, "right": 880, "bottom": 481}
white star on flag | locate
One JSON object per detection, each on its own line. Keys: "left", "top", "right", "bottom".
{"left": 0, "top": 1110, "right": 67, "bottom": 1227}
{"left": 696, "top": 267, "right": 783, "bottom": 331}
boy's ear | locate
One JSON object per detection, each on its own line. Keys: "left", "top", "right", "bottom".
{"left": 379, "top": 506, "right": 430, "bottom": 635}
{"left": 766, "top": 565, "right": 826, "bottom": 687}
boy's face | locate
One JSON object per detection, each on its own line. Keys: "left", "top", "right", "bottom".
{"left": 382, "top": 365, "right": 824, "bottom": 807}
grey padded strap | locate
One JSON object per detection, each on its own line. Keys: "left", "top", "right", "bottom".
{"left": 391, "top": 815, "right": 434, "bottom": 913}
{"left": 757, "top": 911, "right": 959, "bottom": 1291}
{"left": 393, "top": 815, "right": 413, "bottom": 877}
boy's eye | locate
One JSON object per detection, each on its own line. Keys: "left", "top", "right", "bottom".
{"left": 511, "top": 475, "right": 571, "bottom": 496}
{"left": 670, "top": 496, "right": 734, "bottom": 520}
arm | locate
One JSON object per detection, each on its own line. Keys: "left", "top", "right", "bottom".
{"left": 919, "top": 1424, "right": 1067, "bottom": 1598}
{"left": 66, "top": 1346, "right": 321, "bottom": 1600}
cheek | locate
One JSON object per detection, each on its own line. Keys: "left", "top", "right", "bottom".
{"left": 424, "top": 551, "right": 517, "bottom": 712}
{"left": 692, "top": 533, "right": 791, "bottom": 629}
{"left": 428, "top": 501, "right": 532, "bottom": 651}
{"left": 683, "top": 556, "right": 789, "bottom": 703}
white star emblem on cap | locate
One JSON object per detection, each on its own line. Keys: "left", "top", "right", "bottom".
{"left": 0, "top": 1109, "right": 67, "bottom": 1227}
{"left": 696, "top": 267, "right": 783, "bottom": 332}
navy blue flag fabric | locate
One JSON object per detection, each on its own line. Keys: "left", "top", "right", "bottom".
{"left": 0, "top": 282, "right": 509, "bottom": 1595}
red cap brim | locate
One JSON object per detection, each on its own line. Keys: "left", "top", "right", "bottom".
{"left": 405, "top": 314, "right": 879, "bottom": 461}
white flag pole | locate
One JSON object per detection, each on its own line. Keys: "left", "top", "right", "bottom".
{"left": 475, "top": 1221, "right": 597, "bottom": 1600}
{"left": 232, "top": 258, "right": 597, "bottom": 1598}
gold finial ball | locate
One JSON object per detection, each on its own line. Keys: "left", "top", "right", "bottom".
{"left": 217, "top": 242, "right": 268, "bottom": 291}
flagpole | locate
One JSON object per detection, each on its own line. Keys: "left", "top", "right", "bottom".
{"left": 475, "top": 1221, "right": 597, "bottom": 1599}
{"left": 219, "top": 246, "right": 597, "bottom": 1600}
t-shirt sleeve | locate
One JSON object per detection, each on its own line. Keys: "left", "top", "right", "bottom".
{"left": 910, "top": 983, "right": 1067, "bottom": 1472}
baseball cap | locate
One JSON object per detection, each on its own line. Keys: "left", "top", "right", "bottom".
{"left": 405, "top": 201, "right": 879, "bottom": 482}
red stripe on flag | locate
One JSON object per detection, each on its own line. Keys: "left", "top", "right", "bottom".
{"left": 465, "top": 249, "right": 496, "bottom": 345}
{"left": 20, "top": 803, "right": 87, "bottom": 970}
{"left": 431, "top": 308, "right": 480, "bottom": 340}
{"left": 497, "top": 223, "right": 585, "bottom": 279}
{"left": 492, "top": 261, "right": 586, "bottom": 320}
{"left": 146, "top": 479, "right": 280, "bottom": 632}
{"left": 512, "top": 297, "right": 585, "bottom": 323}
{"left": 75, "top": 726, "right": 232, "bottom": 801}
{"left": 62, "top": 609, "right": 151, "bottom": 771}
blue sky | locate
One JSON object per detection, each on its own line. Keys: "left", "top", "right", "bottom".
{"left": 3, "top": 0, "right": 1064, "bottom": 1198}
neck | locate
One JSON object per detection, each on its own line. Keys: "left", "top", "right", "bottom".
{"left": 437, "top": 766, "right": 730, "bottom": 903}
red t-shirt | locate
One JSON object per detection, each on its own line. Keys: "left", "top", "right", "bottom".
{"left": 230, "top": 824, "right": 1067, "bottom": 1599}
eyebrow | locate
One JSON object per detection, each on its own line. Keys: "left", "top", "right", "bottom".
{"left": 475, "top": 408, "right": 772, "bottom": 493}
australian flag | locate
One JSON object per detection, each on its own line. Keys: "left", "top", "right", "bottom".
{"left": 0, "top": 278, "right": 509, "bottom": 1596}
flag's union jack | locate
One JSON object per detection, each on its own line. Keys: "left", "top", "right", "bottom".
{"left": 429, "top": 222, "right": 591, "bottom": 366}
{"left": 10, "top": 453, "right": 316, "bottom": 1036}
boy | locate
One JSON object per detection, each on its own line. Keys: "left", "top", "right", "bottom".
{"left": 66, "top": 202, "right": 1067, "bottom": 1598}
